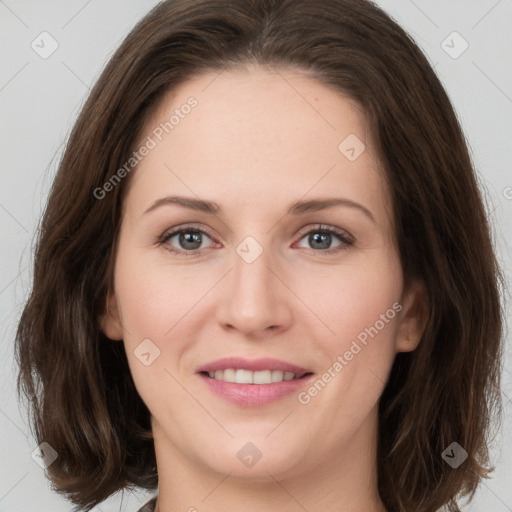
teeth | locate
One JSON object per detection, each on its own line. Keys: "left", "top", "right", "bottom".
{"left": 207, "top": 369, "right": 304, "bottom": 384}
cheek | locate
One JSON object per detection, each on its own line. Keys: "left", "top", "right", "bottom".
{"left": 114, "top": 248, "right": 204, "bottom": 343}
{"left": 113, "top": 249, "right": 201, "bottom": 404}
{"left": 295, "top": 256, "right": 402, "bottom": 424}
{"left": 298, "top": 249, "right": 403, "bottom": 365}
{"left": 111, "top": 249, "right": 190, "bottom": 393}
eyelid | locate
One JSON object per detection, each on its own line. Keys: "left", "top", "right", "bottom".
{"left": 159, "top": 222, "right": 216, "bottom": 240}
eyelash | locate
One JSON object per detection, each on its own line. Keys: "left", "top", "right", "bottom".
{"left": 157, "top": 223, "right": 354, "bottom": 257}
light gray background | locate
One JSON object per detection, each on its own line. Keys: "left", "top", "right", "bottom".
{"left": 1, "top": 0, "right": 511, "bottom": 510}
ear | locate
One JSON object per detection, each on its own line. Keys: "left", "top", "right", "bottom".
{"left": 395, "top": 278, "right": 428, "bottom": 353}
{"left": 99, "top": 290, "right": 124, "bottom": 340}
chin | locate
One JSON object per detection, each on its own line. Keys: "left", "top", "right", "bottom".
{"left": 201, "top": 435, "right": 309, "bottom": 480}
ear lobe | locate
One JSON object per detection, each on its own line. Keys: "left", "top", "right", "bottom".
{"left": 99, "top": 291, "right": 124, "bottom": 340}
{"left": 395, "top": 279, "right": 428, "bottom": 353}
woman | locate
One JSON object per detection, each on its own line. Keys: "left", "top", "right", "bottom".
{"left": 15, "top": 0, "right": 504, "bottom": 511}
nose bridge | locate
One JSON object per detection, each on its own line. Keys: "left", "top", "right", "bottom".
{"left": 215, "top": 234, "right": 291, "bottom": 335}
{"left": 233, "top": 236, "right": 276, "bottom": 314}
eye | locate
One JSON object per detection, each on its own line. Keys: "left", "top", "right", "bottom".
{"left": 158, "top": 223, "right": 354, "bottom": 256}
{"left": 158, "top": 225, "right": 218, "bottom": 255}
{"left": 294, "top": 224, "right": 354, "bottom": 254}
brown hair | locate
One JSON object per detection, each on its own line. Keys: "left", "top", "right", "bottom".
{"left": 15, "top": 0, "right": 504, "bottom": 510}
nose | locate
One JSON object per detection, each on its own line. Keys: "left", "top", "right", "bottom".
{"left": 214, "top": 240, "right": 293, "bottom": 339}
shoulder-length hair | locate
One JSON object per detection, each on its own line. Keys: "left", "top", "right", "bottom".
{"left": 15, "top": 0, "right": 504, "bottom": 510}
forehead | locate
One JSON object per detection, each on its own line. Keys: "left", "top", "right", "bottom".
{"left": 144, "top": 65, "right": 371, "bottom": 163}
{"left": 126, "top": 65, "right": 391, "bottom": 227}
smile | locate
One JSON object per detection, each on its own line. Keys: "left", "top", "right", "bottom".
{"left": 203, "top": 369, "right": 309, "bottom": 384}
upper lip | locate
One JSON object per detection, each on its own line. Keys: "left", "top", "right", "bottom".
{"left": 197, "top": 357, "right": 312, "bottom": 374}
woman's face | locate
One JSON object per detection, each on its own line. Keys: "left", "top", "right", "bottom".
{"left": 101, "top": 65, "right": 425, "bottom": 483}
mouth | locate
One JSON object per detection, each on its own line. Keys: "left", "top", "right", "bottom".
{"left": 196, "top": 357, "right": 315, "bottom": 406}
{"left": 200, "top": 369, "right": 313, "bottom": 384}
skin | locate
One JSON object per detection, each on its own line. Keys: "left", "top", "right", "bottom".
{"left": 101, "top": 64, "right": 427, "bottom": 512}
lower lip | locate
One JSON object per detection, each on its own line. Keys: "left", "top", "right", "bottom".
{"left": 199, "top": 373, "right": 314, "bottom": 407}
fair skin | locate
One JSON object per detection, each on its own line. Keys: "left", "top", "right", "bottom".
{"left": 101, "top": 64, "right": 427, "bottom": 512}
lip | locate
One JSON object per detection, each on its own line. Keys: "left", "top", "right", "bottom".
{"left": 196, "top": 357, "right": 314, "bottom": 407}
{"left": 196, "top": 357, "right": 311, "bottom": 374}
{"left": 199, "top": 373, "right": 315, "bottom": 407}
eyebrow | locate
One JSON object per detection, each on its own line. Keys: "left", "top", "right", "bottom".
{"left": 143, "top": 195, "right": 376, "bottom": 223}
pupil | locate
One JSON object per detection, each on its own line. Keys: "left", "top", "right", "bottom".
{"left": 310, "top": 232, "right": 330, "bottom": 250}
{"left": 180, "top": 231, "right": 202, "bottom": 250}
